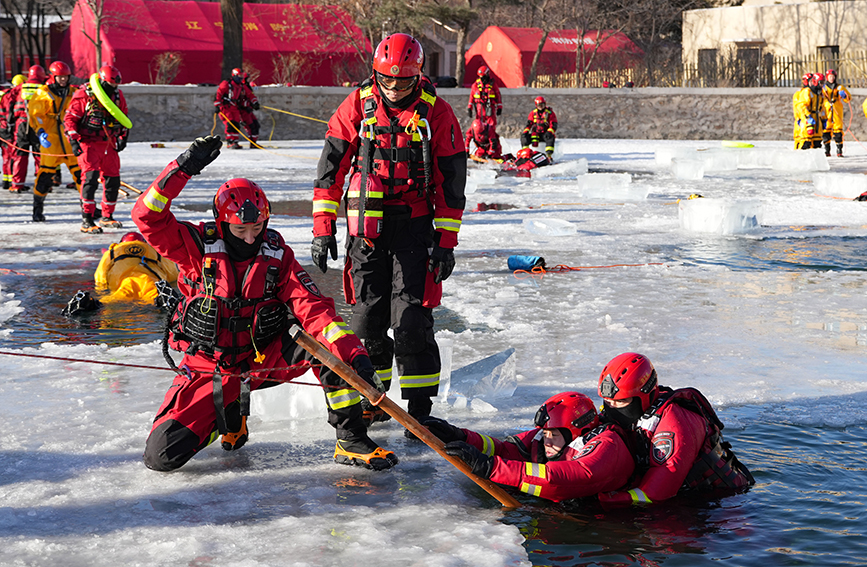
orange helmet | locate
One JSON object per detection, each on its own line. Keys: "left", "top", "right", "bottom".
{"left": 598, "top": 352, "right": 658, "bottom": 412}
{"left": 372, "top": 33, "right": 424, "bottom": 78}
{"left": 534, "top": 392, "right": 599, "bottom": 444}
{"left": 212, "top": 178, "right": 270, "bottom": 237}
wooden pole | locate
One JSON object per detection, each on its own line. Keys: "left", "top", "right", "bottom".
{"left": 288, "top": 325, "right": 521, "bottom": 509}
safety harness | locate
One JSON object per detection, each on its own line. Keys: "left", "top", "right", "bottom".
{"left": 349, "top": 80, "right": 436, "bottom": 238}
{"left": 634, "top": 387, "right": 755, "bottom": 490}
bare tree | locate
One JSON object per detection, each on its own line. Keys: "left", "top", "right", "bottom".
{"left": 423, "top": 0, "right": 477, "bottom": 86}
{"left": 2, "top": 0, "right": 73, "bottom": 72}
{"left": 221, "top": 0, "right": 243, "bottom": 80}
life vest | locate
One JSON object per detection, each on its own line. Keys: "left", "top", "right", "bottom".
{"left": 471, "top": 79, "right": 498, "bottom": 109}
{"left": 13, "top": 82, "right": 41, "bottom": 119}
{"left": 634, "top": 387, "right": 755, "bottom": 491}
{"left": 528, "top": 108, "right": 555, "bottom": 133}
{"left": 349, "top": 78, "right": 437, "bottom": 238}
{"left": 165, "top": 223, "right": 291, "bottom": 368}
{"left": 95, "top": 240, "right": 178, "bottom": 292}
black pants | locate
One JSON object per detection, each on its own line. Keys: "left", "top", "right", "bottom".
{"left": 346, "top": 212, "right": 440, "bottom": 401}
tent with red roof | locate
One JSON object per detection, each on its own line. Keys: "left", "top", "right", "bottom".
{"left": 464, "top": 26, "right": 643, "bottom": 88}
{"left": 61, "top": 0, "right": 370, "bottom": 85}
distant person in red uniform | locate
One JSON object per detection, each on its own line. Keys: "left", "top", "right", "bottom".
{"left": 214, "top": 68, "right": 246, "bottom": 149}
{"left": 0, "top": 74, "right": 26, "bottom": 191}
{"left": 8, "top": 65, "right": 45, "bottom": 193}
{"left": 421, "top": 392, "right": 635, "bottom": 502}
{"left": 596, "top": 353, "right": 754, "bottom": 506}
{"left": 133, "top": 135, "right": 397, "bottom": 472}
{"left": 64, "top": 64, "right": 129, "bottom": 233}
{"left": 467, "top": 66, "right": 502, "bottom": 128}
{"left": 521, "top": 96, "right": 558, "bottom": 158}
{"left": 464, "top": 118, "right": 502, "bottom": 161}
{"left": 239, "top": 72, "right": 261, "bottom": 149}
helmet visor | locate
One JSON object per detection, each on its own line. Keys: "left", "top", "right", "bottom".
{"left": 375, "top": 72, "right": 418, "bottom": 92}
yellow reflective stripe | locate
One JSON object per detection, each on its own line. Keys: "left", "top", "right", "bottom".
{"left": 322, "top": 321, "right": 354, "bottom": 344}
{"left": 376, "top": 368, "right": 392, "bottom": 384}
{"left": 313, "top": 199, "right": 339, "bottom": 215}
{"left": 364, "top": 117, "right": 377, "bottom": 126}
{"left": 629, "top": 488, "right": 652, "bottom": 504}
{"left": 360, "top": 86, "right": 373, "bottom": 99}
{"left": 326, "top": 388, "right": 361, "bottom": 410}
{"left": 399, "top": 372, "right": 440, "bottom": 389}
{"left": 143, "top": 186, "right": 168, "bottom": 213}
{"left": 347, "top": 190, "right": 384, "bottom": 199}
{"left": 524, "top": 462, "right": 548, "bottom": 479}
{"left": 420, "top": 90, "right": 436, "bottom": 106}
{"left": 347, "top": 210, "right": 383, "bottom": 218}
{"left": 520, "top": 482, "right": 543, "bottom": 497}
{"left": 434, "top": 217, "right": 461, "bottom": 232}
{"left": 478, "top": 434, "right": 496, "bottom": 457}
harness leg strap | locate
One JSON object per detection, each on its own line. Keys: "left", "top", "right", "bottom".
{"left": 239, "top": 380, "right": 251, "bottom": 417}
{"left": 212, "top": 366, "right": 228, "bottom": 435}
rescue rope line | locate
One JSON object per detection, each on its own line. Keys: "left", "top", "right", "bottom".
{"left": 218, "top": 111, "right": 317, "bottom": 160}
{"left": 0, "top": 136, "right": 75, "bottom": 158}
{"left": 0, "top": 349, "right": 327, "bottom": 388}
{"left": 540, "top": 202, "right": 625, "bottom": 207}
{"left": 0, "top": 268, "right": 24, "bottom": 275}
{"left": 512, "top": 262, "right": 665, "bottom": 280}
{"left": 261, "top": 105, "right": 328, "bottom": 124}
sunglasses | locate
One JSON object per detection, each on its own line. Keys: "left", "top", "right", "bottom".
{"left": 376, "top": 73, "right": 418, "bottom": 92}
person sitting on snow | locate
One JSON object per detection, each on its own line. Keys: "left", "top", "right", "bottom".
{"left": 61, "top": 231, "right": 181, "bottom": 316}
{"left": 464, "top": 118, "right": 502, "bottom": 161}
{"left": 132, "top": 135, "right": 395, "bottom": 473}
{"left": 419, "top": 392, "right": 635, "bottom": 502}
{"left": 521, "top": 96, "right": 557, "bottom": 158}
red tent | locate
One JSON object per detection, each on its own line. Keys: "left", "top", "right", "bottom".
{"left": 464, "top": 26, "right": 644, "bottom": 87}
{"left": 63, "top": 0, "right": 371, "bottom": 85}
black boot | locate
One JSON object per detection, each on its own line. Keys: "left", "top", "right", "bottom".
{"left": 824, "top": 143, "right": 831, "bottom": 157}
{"left": 32, "top": 195, "right": 45, "bottom": 222}
{"left": 404, "top": 397, "right": 433, "bottom": 440}
{"left": 334, "top": 427, "right": 398, "bottom": 470}
{"left": 81, "top": 212, "right": 103, "bottom": 234}
{"left": 837, "top": 144, "right": 844, "bottom": 158}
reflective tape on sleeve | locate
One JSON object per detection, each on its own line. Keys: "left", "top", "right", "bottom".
{"left": 322, "top": 321, "right": 354, "bottom": 344}
{"left": 143, "top": 186, "right": 168, "bottom": 213}
{"left": 434, "top": 218, "right": 461, "bottom": 233}
{"left": 520, "top": 482, "right": 543, "bottom": 497}
{"left": 313, "top": 199, "right": 339, "bottom": 215}
{"left": 629, "top": 488, "right": 652, "bottom": 504}
{"left": 524, "top": 462, "right": 548, "bottom": 480}
{"left": 478, "top": 434, "right": 496, "bottom": 457}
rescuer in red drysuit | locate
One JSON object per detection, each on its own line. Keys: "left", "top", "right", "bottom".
{"left": 214, "top": 68, "right": 246, "bottom": 149}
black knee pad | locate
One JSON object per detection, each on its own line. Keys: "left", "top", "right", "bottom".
{"left": 142, "top": 419, "right": 206, "bottom": 471}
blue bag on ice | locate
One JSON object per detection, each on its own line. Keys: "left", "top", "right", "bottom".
{"left": 507, "top": 255, "right": 546, "bottom": 271}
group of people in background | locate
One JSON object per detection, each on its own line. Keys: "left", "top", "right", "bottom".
{"left": 793, "top": 68, "right": 850, "bottom": 155}
{"left": 0, "top": 62, "right": 129, "bottom": 233}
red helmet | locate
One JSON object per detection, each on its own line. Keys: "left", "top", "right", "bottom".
{"left": 534, "top": 392, "right": 599, "bottom": 443}
{"left": 535, "top": 96, "right": 546, "bottom": 107}
{"left": 372, "top": 33, "right": 424, "bottom": 78}
{"left": 826, "top": 68, "right": 836, "bottom": 77}
{"left": 598, "top": 352, "right": 658, "bottom": 412}
{"left": 28, "top": 65, "right": 46, "bottom": 83}
{"left": 471, "top": 118, "right": 489, "bottom": 142}
{"left": 517, "top": 147, "right": 533, "bottom": 160}
{"left": 477, "top": 65, "right": 489, "bottom": 78}
{"left": 99, "top": 65, "right": 122, "bottom": 85}
{"left": 212, "top": 178, "right": 270, "bottom": 236}
{"left": 810, "top": 73, "right": 824, "bottom": 87}
{"left": 48, "top": 61, "right": 71, "bottom": 78}
{"left": 120, "top": 232, "right": 145, "bottom": 243}
{"left": 801, "top": 72, "right": 812, "bottom": 87}
{"left": 231, "top": 67, "right": 243, "bottom": 82}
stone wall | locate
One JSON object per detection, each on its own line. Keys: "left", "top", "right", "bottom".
{"left": 123, "top": 85, "right": 867, "bottom": 142}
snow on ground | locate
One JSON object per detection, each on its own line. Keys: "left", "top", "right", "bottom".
{"left": 2, "top": 137, "right": 867, "bottom": 565}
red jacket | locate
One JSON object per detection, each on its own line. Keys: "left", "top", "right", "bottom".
{"left": 523, "top": 107, "right": 558, "bottom": 136}
{"left": 240, "top": 82, "right": 258, "bottom": 112}
{"left": 468, "top": 78, "right": 502, "bottom": 114}
{"left": 64, "top": 86, "right": 129, "bottom": 143}
{"left": 132, "top": 161, "right": 367, "bottom": 367}
{"left": 214, "top": 79, "right": 244, "bottom": 111}
{"left": 313, "top": 79, "right": 466, "bottom": 248}
{"left": 464, "top": 424, "right": 634, "bottom": 502}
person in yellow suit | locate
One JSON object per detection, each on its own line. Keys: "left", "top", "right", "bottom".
{"left": 821, "top": 69, "right": 851, "bottom": 157}
{"left": 62, "top": 232, "right": 180, "bottom": 316}
{"left": 28, "top": 61, "right": 81, "bottom": 222}
{"left": 793, "top": 73, "right": 825, "bottom": 150}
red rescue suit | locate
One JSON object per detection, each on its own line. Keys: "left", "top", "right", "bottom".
{"left": 0, "top": 87, "right": 15, "bottom": 188}
{"left": 521, "top": 107, "right": 558, "bottom": 154}
{"left": 468, "top": 77, "right": 502, "bottom": 127}
{"left": 464, "top": 120, "right": 502, "bottom": 160}
{"left": 600, "top": 387, "right": 754, "bottom": 506}
{"left": 239, "top": 81, "right": 260, "bottom": 145}
{"left": 214, "top": 79, "right": 244, "bottom": 143}
{"left": 463, "top": 424, "right": 635, "bottom": 502}
{"left": 133, "top": 160, "right": 370, "bottom": 471}
{"left": 64, "top": 84, "right": 128, "bottom": 217}
{"left": 313, "top": 77, "right": 466, "bottom": 400}
{"left": 8, "top": 81, "right": 42, "bottom": 190}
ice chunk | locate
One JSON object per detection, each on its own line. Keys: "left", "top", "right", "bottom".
{"left": 655, "top": 147, "right": 695, "bottom": 166}
{"left": 700, "top": 149, "right": 739, "bottom": 172}
{"left": 523, "top": 217, "right": 577, "bottom": 236}
{"left": 735, "top": 147, "right": 776, "bottom": 169}
{"left": 470, "top": 398, "right": 498, "bottom": 413}
{"left": 771, "top": 148, "right": 830, "bottom": 172}
{"left": 671, "top": 157, "right": 705, "bottom": 180}
{"left": 532, "top": 158, "right": 589, "bottom": 179}
{"left": 464, "top": 168, "right": 497, "bottom": 195}
{"left": 251, "top": 372, "right": 327, "bottom": 422}
{"left": 812, "top": 172, "right": 867, "bottom": 199}
{"left": 576, "top": 173, "right": 647, "bottom": 201}
{"left": 679, "top": 197, "right": 763, "bottom": 235}
{"left": 449, "top": 348, "right": 518, "bottom": 400}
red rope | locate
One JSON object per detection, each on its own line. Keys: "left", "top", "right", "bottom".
{"left": 0, "top": 136, "right": 76, "bottom": 158}
{"left": 513, "top": 262, "right": 665, "bottom": 280}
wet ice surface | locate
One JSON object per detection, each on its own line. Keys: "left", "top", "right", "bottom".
{"left": 2, "top": 138, "right": 867, "bottom": 566}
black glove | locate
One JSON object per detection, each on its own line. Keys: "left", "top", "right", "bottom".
{"left": 70, "top": 138, "right": 83, "bottom": 157}
{"left": 115, "top": 135, "right": 127, "bottom": 153}
{"left": 351, "top": 354, "right": 386, "bottom": 393}
{"left": 467, "top": 107, "right": 473, "bottom": 118}
{"left": 417, "top": 415, "right": 466, "bottom": 443}
{"left": 311, "top": 220, "right": 338, "bottom": 273}
{"left": 176, "top": 136, "right": 222, "bottom": 176}
{"left": 445, "top": 441, "right": 494, "bottom": 479}
{"left": 61, "top": 290, "right": 102, "bottom": 316}
{"left": 0, "top": 125, "right": 11, "bottom": 141}
{"left": 213, "top": 106, "right": 220, "bottom": 115}
{"left": 252, "top": 102, "right": 260, "bottom": 111}
{"left": 428, "top": 245, "right": 455, "bottom": 284}
{"left": 496, "top": 107, "right": 502, "bottom": 116}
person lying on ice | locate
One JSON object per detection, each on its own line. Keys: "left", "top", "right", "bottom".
{"left": 596, "top": 352, "right": 754, "bottom": 506}
{"left": 419, "top": 392, "right": 635, "bottom": 502}
{"left": 132, "top": 135, "right": 397, "bottom": 472}
{"left": 61, "top": 231, "right": 181, "bottom": 316}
